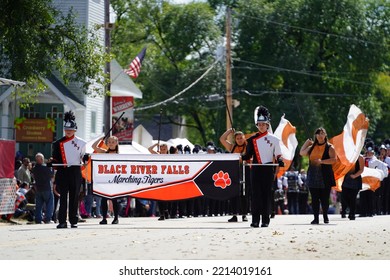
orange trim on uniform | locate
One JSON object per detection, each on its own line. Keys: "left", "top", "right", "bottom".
{"left": 253, "top": 131, "right": 268, "bottom": 164}
{"left": 59, "top": 135, "right": 75, "bottom": 167}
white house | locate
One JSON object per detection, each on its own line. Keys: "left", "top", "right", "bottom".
{"left": 0, "top": 0, "right": 142, "bottom": 159}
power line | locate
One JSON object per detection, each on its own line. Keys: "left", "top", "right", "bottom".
{"left": 234, "top": 13, "right": 385, "bottom": 47}
{"left": 239, "top": 89, "right": 354, "bottom": 97}
{"left": 135, "top": 57, "right": 222, "bottom": 111}
{"left": 235, "top": 59, "right": 375, "bottom": 87}
{"left": 233, "top": 66, "right": 372, "bottom": 75}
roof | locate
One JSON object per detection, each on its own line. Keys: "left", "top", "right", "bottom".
{"left": 46, "top": 74, "right": 84, "bottom": 105}
{"left": 0, "top": 77, "right": 26, "bottom": 87}
{"left": 110, "top": 59, "right": 143, "bottom": 98}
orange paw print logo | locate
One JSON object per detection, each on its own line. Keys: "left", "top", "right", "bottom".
{"left": 212, "top": 171, "right": 231, "bottom": 189}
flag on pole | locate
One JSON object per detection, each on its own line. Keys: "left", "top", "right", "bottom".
{"left": 274, "top": 115, "right": 298, "bottom": 178}
{"left": 81, "top": 135, "right": 108, "bottom": 183}
{"left": 330, "top": 104, "right": 369, "bottom": 191}
{"left": 361, "top": 167, "right": 385, "bottom": 191}
{"left": 124, "top": 47, "right": 146, "bottom": 79}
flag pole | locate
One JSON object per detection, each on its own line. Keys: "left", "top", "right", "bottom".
{"left": 103, "top": 111, "right": 125, "bottom": 140}
{"left": 157, "top": 108, "right": 163, "bottom": 153}
{"left": 104, "top": 0, "right": 111, "bottom": 137}
{"left": 225, "top": 6, "right": 233, "bottom": 133}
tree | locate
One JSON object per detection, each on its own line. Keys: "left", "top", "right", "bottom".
{"left": 0, "top": 0, "right": 108, "bottom": 101}
{"left": 229, "top": 0, "right": 389, "bottom": 143}
{"left": 110, "top": 0, "right": 389, "bottom": 147}
{"left": 111, "top": 0, "right": 223, "bottom": 145}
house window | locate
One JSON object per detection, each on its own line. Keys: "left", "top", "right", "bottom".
{"left": 91, "top": 111, "right": 96, "bottom": 133}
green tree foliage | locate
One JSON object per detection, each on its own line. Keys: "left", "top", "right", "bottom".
{"left": 111, "top": 0, "right": 389, "bottom": 147}
{"left": 230, "top": 0, "right": 389, "bottom": 143}
{"left": 111, "top": 0, "right": 223, "bottom": 145}
{"left": 0, "top": 0, "right": 108, "bottom": 99}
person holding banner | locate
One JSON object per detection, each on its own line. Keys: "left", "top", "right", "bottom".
{"left": 51, "top": 111, "right": 86, "bottom": 229}
{"left": 92, "top": 136, "right": 121, "bottom": 225}
{"left": 220, "top": 128, "right": 249, "bottom": 222}
{"left": 148, "top": 143, "right": 170, "bottom": 220}
{"left": 241, "top": 105, "right": 284, "bottom": 228}
{"left": 300, "top": 127, "right": 336, "bottom": 224}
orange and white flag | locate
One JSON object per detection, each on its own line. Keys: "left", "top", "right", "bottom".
{"left": 274, "top": 115, "right": 298, "bottom": 178}
{"left": 81, "top": 135, "right": 108, "bottom": 183}
{"left": 330, "top": 104, "right": 369, "bottom": 191}
{"left": 361, "top": 167, "right": 385, "bottom": 191}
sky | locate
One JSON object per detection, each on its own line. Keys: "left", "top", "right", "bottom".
{"left": 172, "top": 0, "right": 207, "bottom": 4}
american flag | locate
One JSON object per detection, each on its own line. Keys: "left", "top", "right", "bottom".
{"left": 124, "top": 47, "right": 146, "bottom": 78}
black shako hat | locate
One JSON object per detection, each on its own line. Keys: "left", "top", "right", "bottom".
{"left": 63, "top": 111, "right": 77, "bottom": 131}
{"left": 254, "top": 105, "right": 271, "bottom": 124}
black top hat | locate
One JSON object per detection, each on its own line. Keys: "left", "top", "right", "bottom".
{"left": 63, "top": 111, "right": 77, "bottom": 130}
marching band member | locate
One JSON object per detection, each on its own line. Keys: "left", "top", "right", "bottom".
{"left": 300, "top": 127, "right": 336, "bottom": 224}
{"left": 241, "top": 105, "right": 284, "bottom": 228}
{"left": 51, "top": 111, "right": 86, "bottom": 229}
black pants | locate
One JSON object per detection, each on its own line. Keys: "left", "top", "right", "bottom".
{"left": 341, "top": 188, "right": 359, "bottom": 218}
{"left": 359, "top": 190, "right": 374, "bottom": 217}
{"left": 287, "top": 192, "right": 299, "bottom": 214}
{"left": 298, "top": 192, "right": 309, "bottom": 214}
{"left": 309, "top": 187, "right": 331, "bottom": 220}
{"left": 251, "top": 166, "right": 274, "bottom": 225}
{"left": 56, "top": 166, "right": 82, "bottom": 225}
{"left": 383, "top": 177, "right": 390, "bottom": 214}
{"left": 101, "top": 197, "right": 119, "bottom": 219}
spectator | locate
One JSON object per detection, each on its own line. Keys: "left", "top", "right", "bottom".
{"left": 16, "top": 157, "right": 32, "bottom": 185}
{"left": 31, "top": 153, "right": 54, "bottom": 224}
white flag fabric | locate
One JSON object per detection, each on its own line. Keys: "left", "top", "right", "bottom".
{"left": 330, "top": 104, "right": 369, "bottom": 191}
{"left": 274, "top": 115, "right": 298, "bottom": 178}
{"left": 361, "top": 167, "right": 385, "bottom": 191}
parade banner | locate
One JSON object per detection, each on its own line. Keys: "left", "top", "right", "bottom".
{"left": 91, "top": 153, "right": 240, "bottom": 201}
{"left": 112, "top": 96, "right": 134, "bottom": 143}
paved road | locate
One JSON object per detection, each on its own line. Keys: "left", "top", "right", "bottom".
{"left": 1, "top": 214, "right": 389, "bottom": 260}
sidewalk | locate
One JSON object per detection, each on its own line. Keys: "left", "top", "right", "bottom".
{"left": 1, "top": 214, "right": 389, "bottom": 260}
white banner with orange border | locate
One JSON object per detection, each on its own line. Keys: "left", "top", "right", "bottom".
{"left": 91, "top": 153, "right": 240, "bottom": 201}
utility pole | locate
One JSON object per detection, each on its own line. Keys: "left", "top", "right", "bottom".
{"left": 104, "top": 0, "right": 111, "bottom": 135}
{"left": 225, "top": 6, "right": 233, "bottom": 131}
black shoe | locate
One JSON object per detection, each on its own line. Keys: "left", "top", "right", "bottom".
{"left": 323, "top": 215, "right": 329, "bottom": 224}
{"left": 99, "top": 219, "right": 107, "bottom": 225}
{"left": 71, "top": 224, "right": 78, "bottom": 228}
{"left": 261, "top": 223, "right": 269, "bottom": 228}
{"left": 57, "top": 223, "right": 67, "bottom": 229}
{"left": 311, "top": 219, "right": 319, "bottom": 225}
{"left": 228, "top": 215, "right": 238, "bottom": 222}
{"left": 349, "top": 215, "right": 355, "bottom": 220}
{"left": 341, "top": 214, "right": 346, "bottom": 218}
{"left": 250, "top": 222, "right": 259, "bottom": 228}
{"left": 242, "top": 215, "right": 248, "bottom": 222}
{"left": 158, "top": 216, "right": 165, "bottom": 221}
{"left": 112, "top": 218, "right": 118, "bottom": 224}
